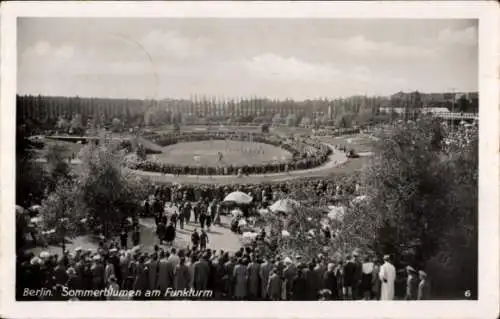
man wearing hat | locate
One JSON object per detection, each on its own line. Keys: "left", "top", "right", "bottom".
{"left": 282, "top": 257, "right": 297, "bottom": 300}
{"left": 91, "top": 254, "right": 105, "bottom": 298}
{"left": 267, "top": 267, "right": 282, "bottom": 301}
{"left": 378, "top": 254, "right": 396, "bottom": 300}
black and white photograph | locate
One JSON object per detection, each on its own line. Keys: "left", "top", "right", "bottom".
{"left": 1, "top": 2, "right": 498, "bottom": 319}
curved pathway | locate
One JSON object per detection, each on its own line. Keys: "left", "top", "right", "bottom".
{"left": 128, "top": 143, "right": 349, "bottom": 185}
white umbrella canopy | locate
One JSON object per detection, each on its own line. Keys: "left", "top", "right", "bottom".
{"left": 351, "top": 195, "right": 367, "bottom": 205}
{"left": 327, "top": 205, "right": 346, "bottom": 221}
{"left": 269, "top": 199, "right": 300, "bottom": 214}
{"left": 242, "top": 231, "right": 259, "bottom": 239}
{"left": 223, "top": 191, "right": 253, "bottom": 204}
{"left": 238, "top": 219, "right": 248, "bottom": 227}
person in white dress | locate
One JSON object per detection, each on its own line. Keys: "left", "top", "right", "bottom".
{"left": 378, "top": 254, "right": 396, "bottom": 300}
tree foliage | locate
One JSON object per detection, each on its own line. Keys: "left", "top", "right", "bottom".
{"left": 76, "top": 140, "right": 144, "bottom": 237}
{"left": 69, "top": 114, "right": 83, "bottom": 134}
{"left": 39, "top": 180, "right": 86, "bottom": 251}
{"left": 111, "top": 118, "right": 122, "bottom": 132}
{"left": 46, "top": 143, "right": 71, "bottom": 192}
{"left": 16, "top": 125, "right": 47, "bottom": 207}
{"left": 355, "top": 118, "right": 478, "bottom": 297}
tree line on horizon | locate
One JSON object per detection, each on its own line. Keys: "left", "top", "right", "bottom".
{"left": 16, "top": 91, "right": 478, "bottom": 132}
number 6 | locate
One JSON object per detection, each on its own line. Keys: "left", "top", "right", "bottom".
{"left": 464, "top": 290, "right": 471, "bottom": 298}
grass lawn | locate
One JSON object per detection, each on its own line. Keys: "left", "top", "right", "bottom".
{"left": 148, "top": 140, "right": 292, "bottom": 166}
{"left": 319, "top": 134, "right": 377, "bottom": 154}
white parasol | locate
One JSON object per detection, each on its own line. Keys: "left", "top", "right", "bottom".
{"left": 269, "top": 199, "right": 300, "bottom": 214}
{"left": 351, "top": 195, "right": 367, "bottom": 205}
{"left": 327, "top": 205, "right": 345, "bottom": 221}
{"left": 238, "top": 219, "right": 247, "bottom": 227}
{"left": 281, "top": 230, "right": 290, "bottom": 237}
{"left": 223, "top": 191, "right": 253, "bottom": 204}
{"left": 242, "top": 232, "right": 259, "bottom": 239}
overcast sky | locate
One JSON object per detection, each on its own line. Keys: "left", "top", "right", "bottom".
{"left": 18, "top": 18, "right": 478, "bottom": 100}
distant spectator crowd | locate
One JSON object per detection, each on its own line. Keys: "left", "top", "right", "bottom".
{"left": 127, "top": 132, "right": 333, "bottom": 176}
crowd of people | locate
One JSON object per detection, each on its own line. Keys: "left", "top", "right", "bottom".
{"left": 128, "top": 132, "right": 332, "bottom": 176}
{"left": 17, "top": 175, "right": 435, "bottom": 302}
{"left": 17, "top": 235, "right": 431, "bottom": 301}
{"left": 139, "top": 177, "right": 357, "bottom": 213}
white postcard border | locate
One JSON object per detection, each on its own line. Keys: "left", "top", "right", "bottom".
{"left": 1, "top": 2, "right": 498, "bottom": 319}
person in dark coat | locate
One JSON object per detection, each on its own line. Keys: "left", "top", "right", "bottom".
{"left": 199, "top": 212, "right": 206, "bottom": 229}
{"left": 132, "top": 226, "right": 141, "bottom": 247}
{"left": 193, "top": 203, "right": 200, "bottom": 223}
{"left": 133, "top": 255, "right": 149, "bottom": 300}
{"left": 212, "top": 257, "right": 226, "bottom": 300}
{"left": 165, "top": 223, "right": 176, "bottom": 246}
{"left": 304, "top": 262, "right": 319, "bottom": 300}
{"left": 353, "top": 253, "right": 363, "bottom": 300}
{"left": 90, "top": 256, "right": 105, "bottom": 291}
{"left": 233, "top": 258, "right": 248, "bottom": 300}
{"left": 146, "top": 253, "right": 159, "bottom": 295}
{"left": 193, "top": 254, "right": 210, "bottom": 290}
{"left": 53, "top": 259, "right": 68, "bottom": 286}
{"left": 200, "top": 230, "right": 209, "bottom": 250}
{"left": 247, "top": 255, "right": 260, "bottom": 300}
{"left": 74, "top": 257, "right": 86, "bottom": 290}
{"left": 170, "top": 210, "right": 178, "bottom": 229}
{"left": 143, "top": 200, "right": 150, "bottom": 217}
{"left": 182, "top": 203, "right": 191, "bottom": 226}
{"left": 120, "top": 228, "right": 128, "bottom": 249}
{"left": 156, "top": 250, "right": 169, "bottom": 293}
{"left": 259, "top": 257, "right": 273, "bottom": 300}
{"left": 282, "top": 258, "right": 297, "bottom": 300}
{"left": 156, "top": 222, "right": 166, "bottom": 245}
{"left": 109, "top": 250, "right": 122, "bottom": 286}
{"left": 343, "top": 256, "right": 357, "bottom": 300}
{"left": 191, "top": 229, "right": 200, "bottom": 251}
{"left": 174, "top": 257, "right": 191, "bottom": 292}
{"left": 126, "top": 256, "right": 138, "bottom": 291}
{"left": 65, "top": 267, "right": 79, "bottom": 291}
{"left": 322, "top": 263, "right": 338, "bottom": 300}
{"left": 292, "top": 265, "right": 307, "bottom": 300}
{"left": 267, "top": 267, "right": 282, "bottom": 301}
{"left": 224, "top": 256, "right": 237, "bottom": 300}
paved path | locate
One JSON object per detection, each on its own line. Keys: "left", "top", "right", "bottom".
{"left": 27, "top": 216, "right": 242, "bottom": 256}
{"left": 139, "top": 215, "right": 242, "bottom": 252}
